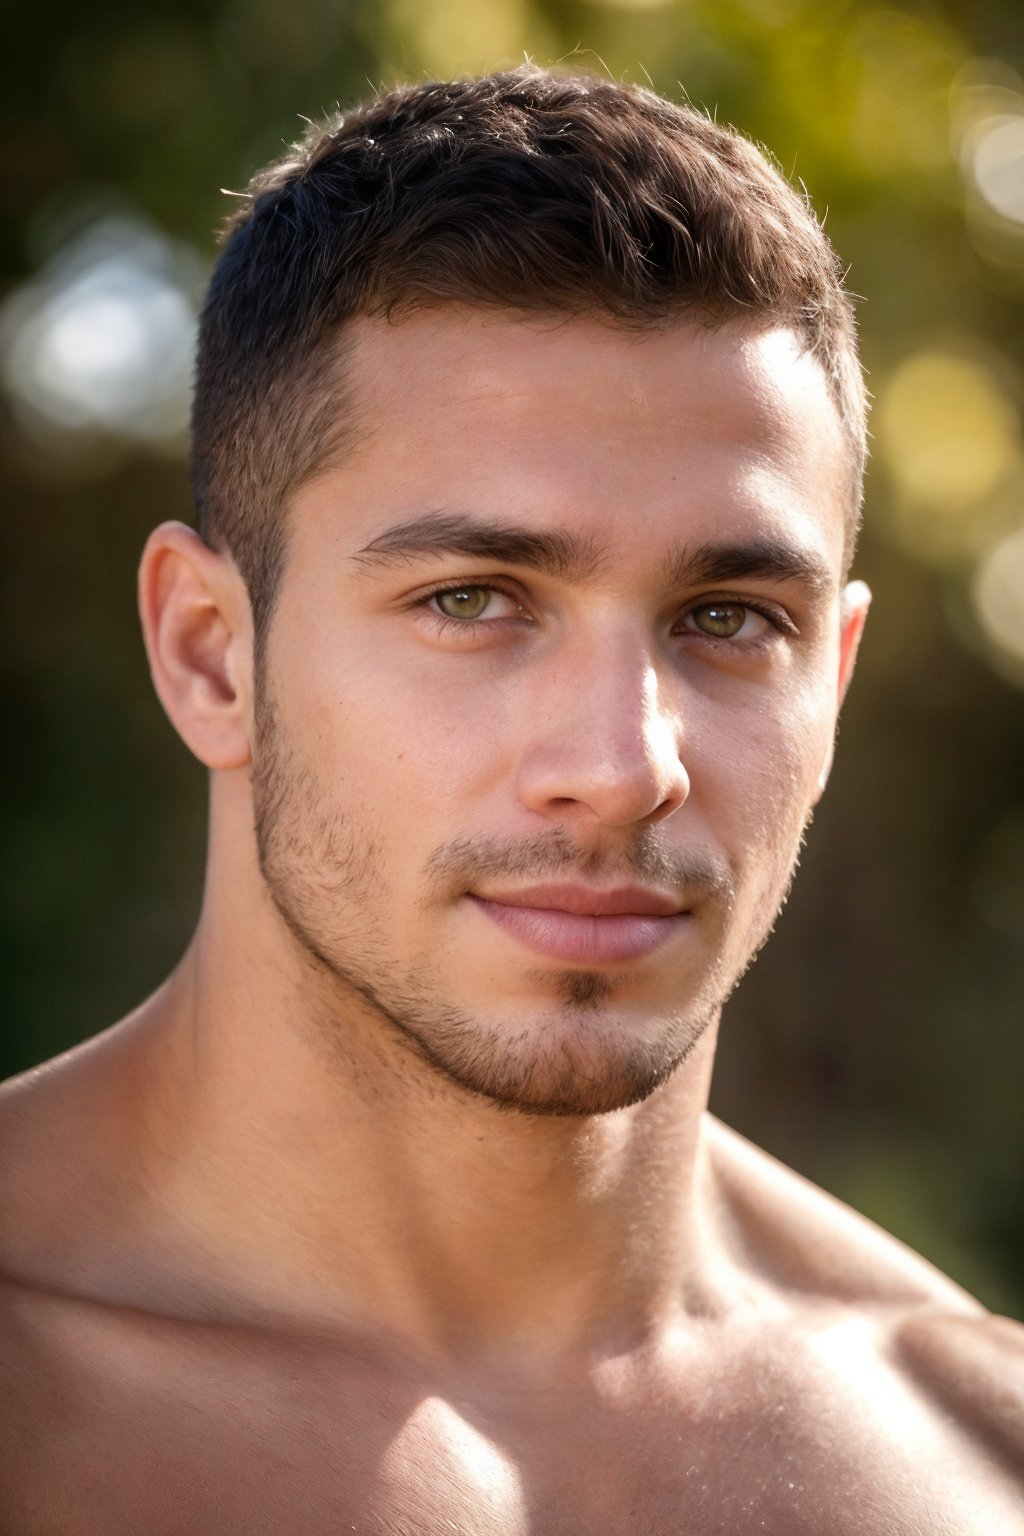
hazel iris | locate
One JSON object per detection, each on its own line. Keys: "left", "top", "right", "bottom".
{"left": 692, "top": 604, "right": 747, "bottom": 638}
{"left": 436, "top": 587, "right": 491, "bottom": 620}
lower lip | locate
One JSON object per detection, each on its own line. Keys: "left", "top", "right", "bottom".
{"left": 470, "top": 897, "right": 688, "bottom": 965}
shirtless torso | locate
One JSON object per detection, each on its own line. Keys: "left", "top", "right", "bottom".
{"left": 2, "top": 1024, "right": 1021, "bottom": 1535}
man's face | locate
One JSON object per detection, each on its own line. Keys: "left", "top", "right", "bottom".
{"left": 251, "top": 311, "right": 861, "bottom": 1116}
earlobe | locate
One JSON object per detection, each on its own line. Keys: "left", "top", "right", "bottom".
{"left": 814, "top": 579, "right": 872, "bottom": 800}
{"left": 138, "top": 521, "right": 254, "bottom": 771}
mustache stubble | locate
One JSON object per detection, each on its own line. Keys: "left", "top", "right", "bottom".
{"left": 423, "top": 826, "right": 735, "bottom": 910}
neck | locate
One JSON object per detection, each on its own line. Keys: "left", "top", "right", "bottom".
{"left": 124, "top": 818, "right": 724, "bottom": 1368}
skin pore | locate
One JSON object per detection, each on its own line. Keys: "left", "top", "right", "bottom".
{"left": 3, "top": 309, "right": 1022, "bottom": 1534}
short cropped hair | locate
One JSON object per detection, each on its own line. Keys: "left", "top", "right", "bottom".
{"left": 192, "top": 67, "right": 866, "bottom": 646}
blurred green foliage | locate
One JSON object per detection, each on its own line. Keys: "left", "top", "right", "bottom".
{"left": 2, "top": 0, "right": 1023, "bottom": 1314}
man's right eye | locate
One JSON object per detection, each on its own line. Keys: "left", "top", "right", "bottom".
{"left": 420, "top": 583, "right": 527, "bottom": 625}
{"left": 433, "top": 586, "right": 495, "bottom": 620}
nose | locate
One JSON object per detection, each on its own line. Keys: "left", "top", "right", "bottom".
{"left": 515, "top": 640, "right": 689, "bottom": 829}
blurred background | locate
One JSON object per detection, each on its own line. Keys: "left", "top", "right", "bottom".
{"left": 2, "top": 0, "right": 1022, "bottom": 1313}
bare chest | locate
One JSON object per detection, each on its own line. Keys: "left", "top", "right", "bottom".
{"left": 2, "top": 1303, "right": 1016, "bottom": 1536}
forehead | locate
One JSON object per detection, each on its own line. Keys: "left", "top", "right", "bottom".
{"left": 298, "top": 309, "right": 852, "bottom": 576}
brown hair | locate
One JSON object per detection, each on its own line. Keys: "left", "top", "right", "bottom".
{"left": 192, "top": 66, "right": 865, "bottom": 645}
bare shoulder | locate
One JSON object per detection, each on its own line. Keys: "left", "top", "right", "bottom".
{"left": 704, "top": 1115, "right": 1024, "bottom": 1481}
{"left": 0, "top": 1045, "right": 93, "bottom": 1256}
{"left": 0, "top": 1014, "right": 154, "bottom": 1289}
{"left": 704, "top": 1113, "right": 984, "bottom": 1309}
{"left": 892, "top": 1306, "right": 1024, "bottom": 1482}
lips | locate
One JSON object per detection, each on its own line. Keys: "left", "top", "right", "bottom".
{"left": 468, "top": 884, "right": 689, "bottom": 965}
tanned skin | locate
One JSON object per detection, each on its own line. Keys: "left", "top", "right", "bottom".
{"left": 1, "top": 313, "right": 1021, "bottom": 1533}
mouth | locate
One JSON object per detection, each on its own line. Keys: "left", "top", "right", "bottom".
{"left": 468, "top": 883, "right": 690, "bottom": 966}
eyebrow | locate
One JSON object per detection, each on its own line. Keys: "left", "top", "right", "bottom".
{"left": 351, "top": 512, "right": 605, "bottom": 581}
{"left": 663, "top": 536, "right": 834, "bottom": 597}
{"left": 351, "top": 511, "right": 834, "bottom": 597}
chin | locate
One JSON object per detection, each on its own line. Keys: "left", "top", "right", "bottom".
{"left": 384, "top": 989, "right": 718, "bottom": 1119}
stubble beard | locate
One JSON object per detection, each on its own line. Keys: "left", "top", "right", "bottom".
{"left": 250, "top": 687, "right": 800, "bottom": 1119}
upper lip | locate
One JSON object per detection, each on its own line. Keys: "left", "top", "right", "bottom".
{"left": 471, "top": 883, "right": 685, "bottom": 917}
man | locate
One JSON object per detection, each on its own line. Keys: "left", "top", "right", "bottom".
{"left": 1, "top": 67, "right": 1021, "bottom": 1533}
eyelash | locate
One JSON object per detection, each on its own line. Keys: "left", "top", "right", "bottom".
{"left": 678, "top": 598, "right": 798, "bottom": 642}
{"left": 414, "top": 582, "right": 795, "bottom": 643}
{"left": 415, "top": 581, "right": 528, "bottom": 634}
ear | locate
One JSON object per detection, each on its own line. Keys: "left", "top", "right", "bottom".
{"left": 815, "top": 578, "right": 871, "bottom": 799}
{"left": 138, "top": 522, "right": 254, "bottom": 771}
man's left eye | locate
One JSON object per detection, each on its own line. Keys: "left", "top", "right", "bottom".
{"left": 681, "top": 603, "right": 770, "bottom": 640}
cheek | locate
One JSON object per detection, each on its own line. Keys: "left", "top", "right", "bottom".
{"left": 689, "top": 680, "right": 835, "bottom": 850}
{"left": 286, "top": 655, "right": 508, "bottom": 844}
